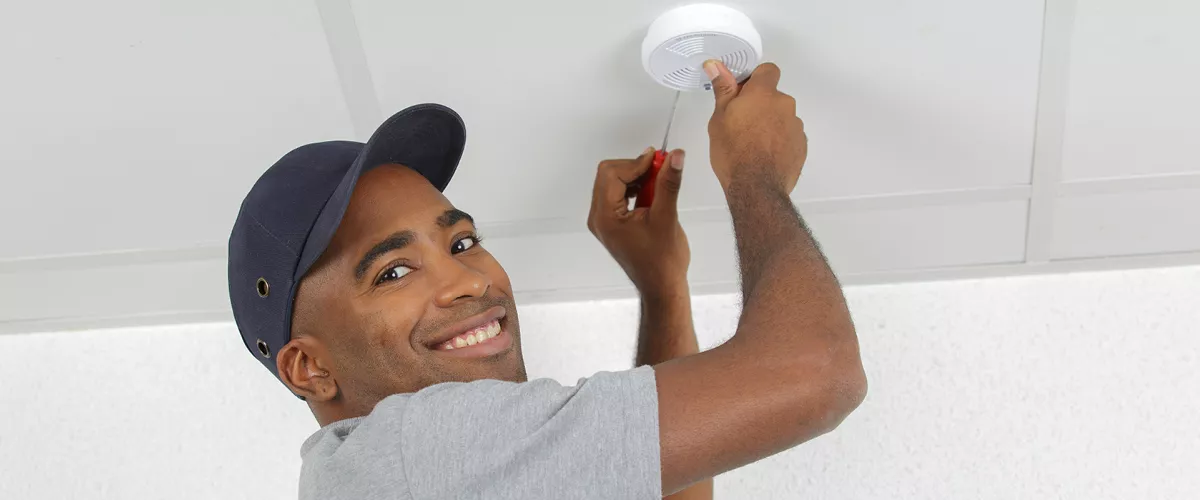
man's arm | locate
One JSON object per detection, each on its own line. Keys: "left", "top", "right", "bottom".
{"left": 586, "top": 143, "right": 713, "bottom": 499}
{"left": 636, "top": 285, "right": 713, "bottom": 500}
{"left": 587, "top": 61, "right": 865, "bottom": 497}
{"left": 648, "top": 61, "right": 867, "bottom": 494}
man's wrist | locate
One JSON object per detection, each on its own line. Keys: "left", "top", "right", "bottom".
{"left": 723, "top": 163, "right": 784, "bottom": 201}
{"left": 638, "top": 280, "right": 691, "bottom": 307}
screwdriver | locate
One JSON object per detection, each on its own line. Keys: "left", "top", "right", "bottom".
{"left": 635, "top": 90, "right": 681, "bottom": 208}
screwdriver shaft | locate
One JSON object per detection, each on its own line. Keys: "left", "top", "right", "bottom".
{"left": 660, "top": 90, "right": 681, "bottom": 151}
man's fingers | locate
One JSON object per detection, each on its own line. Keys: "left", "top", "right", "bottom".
{"left": 743, "top": 62, "right": 781, "bottom": 93}
{"left": 591, "top": 148, "right": 656, "bottom": 214}
{"left": 705, "top": 60, "right": 740, "bottom": 112}
{"left": 650, "top": 149, "right": 685, "bottom": 220}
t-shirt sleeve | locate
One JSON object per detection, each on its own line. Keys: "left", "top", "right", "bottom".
{"left": 386, "top": 366, "right": 661, "bottom": 500}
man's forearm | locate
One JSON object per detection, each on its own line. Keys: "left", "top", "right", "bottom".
{"left": 725, "top": 168, "right": 864, "bottom": 412}
{"left": 727, "top": 173, "right": 835, "bottom": 305}
{"left": 634, "top": 284, "right": 713, "bottom": 500}
{"left": 635, "top": 285, "right": 698, "bottom": 366}
{"left": 727, "top": 171, "right": 849, "bottom": 331}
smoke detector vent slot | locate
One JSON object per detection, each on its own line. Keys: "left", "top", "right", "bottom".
{"left": 666, "top": 34, "right": 713, "bottom": 57}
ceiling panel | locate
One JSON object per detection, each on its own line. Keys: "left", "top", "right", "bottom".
{"left": 809, "top": 200, "right": 1029, "bottom": 275}
{"left": 5, "top": 0, "right": 1198, "bottom": 335}
{"left": 0, "top": 0, "right": 353, "bottom": 260}
{"left": 1051, "top": 188, "right": 1200, "bottom": 260}
{"left": 1061, "top": 0, "right": 1200, "bottom": 181}
{"left": 352, "top": 0, "right": 1045, "bottom": 225}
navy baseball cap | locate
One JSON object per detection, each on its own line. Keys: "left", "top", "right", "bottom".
{"left": 228, "top": 104, "right": 466, "bottom": 381}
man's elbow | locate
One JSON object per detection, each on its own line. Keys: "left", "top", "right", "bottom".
{"left": 822, "top": 362, "right": 868, "bottom": 431}
{"left": 803, "top": 350, "right": 868, "bottom": 436}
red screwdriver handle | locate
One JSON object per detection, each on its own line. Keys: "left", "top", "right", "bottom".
{"left": 634, "top": 149, "right": 667, "bottom": 208}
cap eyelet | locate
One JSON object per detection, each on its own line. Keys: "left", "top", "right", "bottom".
{"left": 256, "top": 277, "right": 270, "bottom": 298}
{"left": 256, "top": 339, "right": 271, "bottom": 358}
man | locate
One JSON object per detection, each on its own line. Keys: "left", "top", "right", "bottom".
{"left": 228, "top": 60, "right": 866, "bottom": 499}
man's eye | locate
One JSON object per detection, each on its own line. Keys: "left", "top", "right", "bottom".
{"left": 376, "top": 264, "right": 413, "bottom": 285}
{"left": 451, "top": 235, "right": 481, "bottom": 254}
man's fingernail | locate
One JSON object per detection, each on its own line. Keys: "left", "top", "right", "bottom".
{"left": 643, "top": 146, "right": 654, "bottom": 156}
{"left": 703, "top": 60, "right": 720, "bottom": 81}
{"left": 671, "top": 151, "right": 685, "bottom": 170}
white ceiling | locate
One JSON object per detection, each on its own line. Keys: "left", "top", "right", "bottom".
{"left": 2, "top": 0, "right": 1198, "bottom": 333}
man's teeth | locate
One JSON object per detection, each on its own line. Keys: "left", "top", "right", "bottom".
{"left": 440, "top": 320, "right": 502, "bottom": 350}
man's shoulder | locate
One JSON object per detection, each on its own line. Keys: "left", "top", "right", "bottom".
{"left": 299, "top": 368, "right": 661, "bottom": 500}
{"left": 304, "top": 367, "right": 655, "bottom": 449}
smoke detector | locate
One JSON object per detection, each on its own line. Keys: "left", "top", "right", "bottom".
{"left": 641, "top": 4, "right": 763, "bottom": 91}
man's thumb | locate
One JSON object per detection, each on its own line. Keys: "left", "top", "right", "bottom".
{"left": 651, "top": 149, "right": 685, "bottom": 218}
{"left": 705, "top": 60, "right": 739, "bottom": 111}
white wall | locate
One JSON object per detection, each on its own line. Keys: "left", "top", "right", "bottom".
{"left": 1, "top": 266, "right": 1197, "bottom": 499}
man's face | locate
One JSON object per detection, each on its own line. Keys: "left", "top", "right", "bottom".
{"left": 290, "top": 164, "right": 526, "bottom": 406}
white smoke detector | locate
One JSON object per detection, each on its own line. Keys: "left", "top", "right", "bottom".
{"left": 641, "top": 4, "right": 763, "bottom": 91}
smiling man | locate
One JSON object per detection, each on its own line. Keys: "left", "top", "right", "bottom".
{"left": 228, "top": 61, "right": 866, "bottom": 500}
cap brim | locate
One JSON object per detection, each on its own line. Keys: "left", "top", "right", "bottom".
{"left": 295, "top": 104, "right": 466, "bottom": 279}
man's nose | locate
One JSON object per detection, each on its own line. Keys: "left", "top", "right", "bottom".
{"left": 432, "top": 256, "right": 492, "bottom": 307}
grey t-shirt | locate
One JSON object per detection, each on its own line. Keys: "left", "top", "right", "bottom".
{"left": 299, "top": 366, "right": 662, "bottom": 500}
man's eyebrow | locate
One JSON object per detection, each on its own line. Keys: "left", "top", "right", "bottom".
{"left": 436, "top": 209, "right": 474, "bottom": 229}
{"left": 354, "top": 231, "right": 415, "bottom": 283}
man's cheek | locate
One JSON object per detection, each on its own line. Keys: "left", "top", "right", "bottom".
{"left": 361, "top": 311, "right": 415, "bottom": 353}
{"left": 482, "top": 256, "right": 514, "bottom": 291}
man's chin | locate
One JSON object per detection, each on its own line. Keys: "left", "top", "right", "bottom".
{"left": 426, "top": 346, "right": 526, "bottom": 385}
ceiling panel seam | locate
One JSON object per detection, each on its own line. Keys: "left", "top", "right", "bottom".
{"left": 1059, "top": 172, "right": 1200, "bottom": 197}
{"left": 7, "top": 251, "right": 1200, "bottom": 336}
{"left": 1024, "top": 0, "right": 1079, "bottom": 263}
{"left": 0, "top": 247, "right": 226, "bottom": 275}
{"left": 8, "top": 163, "right": 1198, "bottom": 273}
{"left": 314, "top": 0, "right": 383, "bottom": 139}
{"left": 0, "top": 185, "right": 1033, "bottom": 272}
{"left": 0, "top": 311, "right": 233, "bottom": 336}
{"left": 0, "top": 310, "right": 228, "bottom": 327}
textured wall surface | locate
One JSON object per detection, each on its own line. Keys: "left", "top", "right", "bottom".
{"left": 1, "top": 266, "right": 1197, "bottom": 499}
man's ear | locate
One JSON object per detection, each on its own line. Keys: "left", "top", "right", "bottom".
{"left": 277, "top": 338, "right": 338, "bottom": 402}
